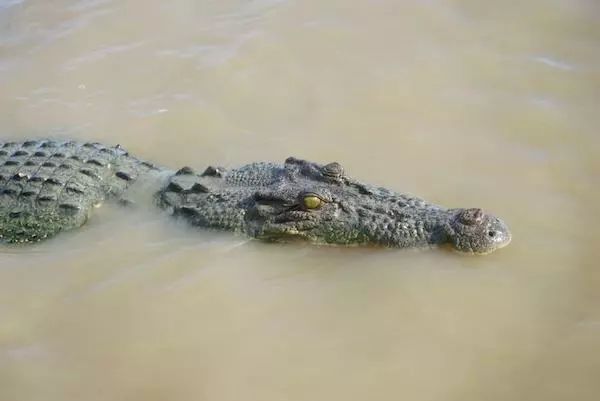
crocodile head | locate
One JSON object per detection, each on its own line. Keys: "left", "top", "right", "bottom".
{"left": 161, "top": 157, "right": 511, "bottom": 254}
{"left": 445, "top": 208, "right": 512, "bottom": 254}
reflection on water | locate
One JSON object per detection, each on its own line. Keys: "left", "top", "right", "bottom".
{"left": 1, "top": 1, "right": 599, "bottom": 400}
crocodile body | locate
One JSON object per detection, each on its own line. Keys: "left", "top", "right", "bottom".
{"left": 0, "top": 139, "right": 511, "bottom": 253}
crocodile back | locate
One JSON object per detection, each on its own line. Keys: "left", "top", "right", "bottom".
{"left": 0, "top": 140, "right": 160, "bottom": 243}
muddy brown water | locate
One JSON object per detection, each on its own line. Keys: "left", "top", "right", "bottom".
{"left": 1, "top": 1, "right": 599, "bottom": 400}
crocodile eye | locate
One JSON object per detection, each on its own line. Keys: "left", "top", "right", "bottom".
{"left": 488, "top": 231, "right": 496, "bottom": 237}
{"left": 303, "top": 195, "right": 323, "bottom": 209}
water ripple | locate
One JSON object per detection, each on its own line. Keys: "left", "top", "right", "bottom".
{"left": 62, "top": 41, "right": 146, "bottom": 71}
{"left": 532, "top": 55, "right": 575, "bottom": 71}
{"left": 0, "top": 0, "right": 24, "bottom": 10}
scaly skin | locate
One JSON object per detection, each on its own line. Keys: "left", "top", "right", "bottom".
{"left": 0, "top": 140, "right": 511, "bottom": 253}
{"left": 0, "top": 140, "right": 163, "bottom": 242}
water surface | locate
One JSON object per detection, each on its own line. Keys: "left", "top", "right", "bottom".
{"left": 1, "top": 1, "right": 599, "bottom": 400}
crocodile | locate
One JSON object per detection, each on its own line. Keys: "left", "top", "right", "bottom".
{"left": 0, "top": 139, "right": 511, "bottom": 253}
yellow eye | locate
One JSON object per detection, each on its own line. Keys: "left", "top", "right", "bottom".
{"left": 303, "top": 195, "right": 323, "bottom": 209}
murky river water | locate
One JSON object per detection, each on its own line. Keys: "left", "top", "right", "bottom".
{"left": 1, "top": 1, "right": 599, "bottom": 400}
